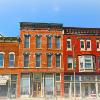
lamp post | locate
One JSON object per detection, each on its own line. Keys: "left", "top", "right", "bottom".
{"left": 73, "top": 45, "right": 76, "bottom": 100}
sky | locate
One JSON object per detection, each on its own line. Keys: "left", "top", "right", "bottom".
{"left": 0, "top": 0, "right": 100, "bottom": 36}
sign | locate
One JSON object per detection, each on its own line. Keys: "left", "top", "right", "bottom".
{"left": 0, "top": 75, "right": 10, "bottom": 85}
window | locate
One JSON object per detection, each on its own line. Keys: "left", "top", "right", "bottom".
{"left": 36, "top": 35, "right": 41, "bottom": 48}
{"left": 96, "top": 40, "right": 100, "bottom": 51}
{"left": 24, "top": 35, "right": 30, "bottom": 48}
{"left": 56, "top": 54, "right": 61, "bottom": 67}
{"left": 0, "top": 53, "right": 4, "bottom": 67}
{"left": 47, "top": 36, "right": 52, "bottom": 48}
{"left": 80, "top": 39, "right": 85, "bottom": 50}
{"left": 55, "top": 36, "right": 60, "bottom": 49}
{"left": 9, "top": 53, "right": 14, "bottom": 67}
{"left": 67, "top": 39, "right": 71, "bottom": 50}
{"left": 67, "top": 56, "right": 73, "bottom": 69}
{"left": 86, "top": 39, "right": 91, "bottom": 50}
{"left": 47, "top": 53, "right": 52, "bottom": 67}
{"left": 98, "top": 57, "right": 100, "bottom": 68}
{"left": 35, "top": 53, "right": 41, "bottom": 68}
{"left": 24, "top": 54, "right": 29, "bottom": 68}
{"left": 79, "top": 55, "right": 95, "bottom": 71}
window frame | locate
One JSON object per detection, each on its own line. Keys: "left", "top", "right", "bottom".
{"left": 35, "top": 53, "right": 41, "bottom": 68}
{"left": 24, "top": 34, "right": 30, "bottom": 48}
{"left": 9, "top": 52, "right": 15, "bottom": 67}
{"left": 80, "top": 39, "right": 85, "bottom": 51}
{"left": 79, "top": 55, "right": 94, "bottom": 72}
{"left": 86, "top": 39, "right": 91, "bottom": 51}
{"left": 67, "top": 39, "right": 72, "bottom": 51}
{"left": 0, "top": 52, "right": 4, "bottom": 68}
{"left": 56, "top": 53, "right": 61, "bottom": 68}
{"left": 96, "top": 40, "right": 100, "bottom": 51}
{"left": 47, "top": 53, "right": 52, "bottom": 68}
{"left": 55, "top": 36, "right": 61, "bottom": 49}
{"left": 23, "top": 54, "right": 29, "bottom": 68}
{"left": 36, "top": 35, "right": 41, "bottom": 49}
{"left": 47, "top": 35, "right": 52, "bottom": 49}
{"left": 67, "top": 56, "right": 73, "bottom": 69}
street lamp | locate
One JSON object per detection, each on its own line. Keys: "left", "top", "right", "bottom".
{"left": 73, "top": 45, "right": 76, "bottom": 100}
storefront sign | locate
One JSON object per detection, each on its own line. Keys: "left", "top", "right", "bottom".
{"left": 0, "top": 75, "right": 10, "bottom": 85}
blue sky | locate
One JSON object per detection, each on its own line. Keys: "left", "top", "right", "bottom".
{"left": 0, "top": 0, "right": 100, "bottom": 36}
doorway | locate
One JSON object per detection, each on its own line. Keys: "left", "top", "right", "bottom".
{"left": 33, "top": 82, "right": 41, "bottom": 97}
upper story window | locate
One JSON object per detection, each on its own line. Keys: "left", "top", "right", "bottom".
{"left": 35, "top": 53, "right": 41, "bottom": 68}
{"left": 9, "top": 53, "right": 15, "bottom": 67}
{"left": 24, "top": 53, "right": 29, "bottom": 68}
{"left": 80, "top": 39, "right": 85, "bottom": 51}
{"left": 96, "top": 40, "right": 100, "bottom": 51}
{"left": 67, "top": 39, "right": 72, "bottom": 50}
{"left": 0, "top": 53, "right": 4, "bottom": 68}
{"left": 47, "top": 53, "right": 52, "bottom": 67}
{"left": 36, "top": 35, "right": 41, "bottom": 48}
{"left": 86, "top": 39, "right": 91, "bottom": 50}
{"left": 24, "top": 35, "right": 30, "bottom": 48}
{"left": 55, "top": 36, "right": 60, "bottom": 49}
{"left": 56, "top": 53, "right": 61, "bottom": 68}
{"left": 47, "top": 35, "right": 52, "bottom": 49}
{"left": 67, "top": 56, "right": 73, "bottom": 69}
{"left": 79, "top": 55, "right": 95, "bottom": 72}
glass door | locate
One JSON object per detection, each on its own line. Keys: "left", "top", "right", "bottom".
{"left": 33, "top": 82, "right": 41, "bottom": 97}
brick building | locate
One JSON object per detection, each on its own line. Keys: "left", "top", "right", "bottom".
{"left": 63, "top": 27, "right": 100, "bottom": 99}
{"left": 0, "top": 22, "right": 100, "bottom": 99}
{"left": 0, "top": 36, "right": 19, "bottom": 98}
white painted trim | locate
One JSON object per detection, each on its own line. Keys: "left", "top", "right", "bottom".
{"left": 86, "top": 39, "right": 91, "bottom": 51}
{"left": 67, "top": 39, "right": 72, "bottom": 51}
{"left": 80, "top": 39, "right": 85, "bottom": 51}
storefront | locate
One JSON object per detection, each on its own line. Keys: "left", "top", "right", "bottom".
{"left": 0, "top": 75, "right": 17, "bottom": 98}
{"left": 64, "top": 75, "right": 100, "bottom": 99}
{"left": 20, "top": 73, "right": 61, "bottom": 97}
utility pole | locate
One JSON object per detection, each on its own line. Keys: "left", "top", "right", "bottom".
{"left": 73, "top": 45, "right": 76, "bottom": 100}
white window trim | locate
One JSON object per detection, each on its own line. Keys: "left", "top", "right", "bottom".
{"left": 67, "top": 39, "right": 72, "bottom": 51}
{"left": 80, "top": 39, "right": 85, "bottom": 51}
{"left": 96, "top": 40, "right": 100, "bottom": 51}
{"left": 0, "top": 52, "right": 5, "bottom": 68}
{"left": 8, "top": 52, "right": 15, "bottom": 68}
{"left": 67, "top": 56, "right": 73, "bottom": 70}
{"left": 86, "top": 39, "right": 91, "bottom": 51}
{"left": 79, "top": 55, "right": 94, "bottom": 72}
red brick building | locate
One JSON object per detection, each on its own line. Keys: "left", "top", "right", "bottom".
{"left": 18, "top": 22, "right": 64, "bottom": 97}
{"left": 63, "top": 27, "right": 100, "bottom": 99}
{"left": 0, "top": 36, "right": 19, "bottom": 98}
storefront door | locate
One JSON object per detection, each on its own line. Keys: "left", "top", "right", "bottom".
{"left": 33, "top": 82, "right": 41, "bottom": 97}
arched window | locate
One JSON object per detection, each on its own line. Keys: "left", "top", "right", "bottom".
{"left": 0, "top": 53, "right": 4, "bottom": 68}
{"left": 9, "top": 52, "right": 15, "bottom": 67}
